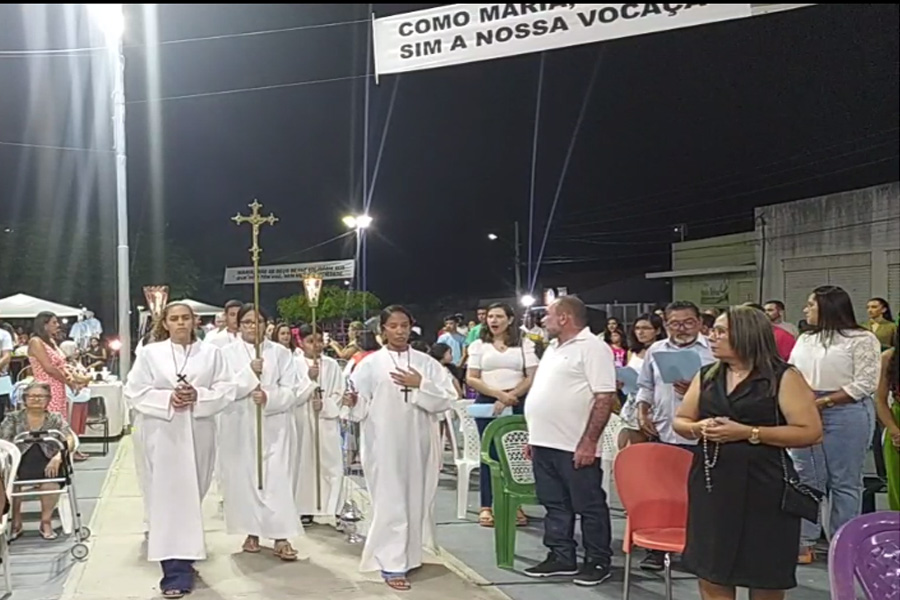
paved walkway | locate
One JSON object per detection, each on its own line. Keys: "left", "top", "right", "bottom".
{"left": 57, "top": 438, "right": 506, "bottom": 600}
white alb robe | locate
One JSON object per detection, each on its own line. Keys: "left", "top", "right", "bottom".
{"left": 204, "top": 328, "right": 239, "bottom": 349}
{"left": 294, "top": 353, "right": 346, "bottom": 518}
{"left": 349, "top": 347, "right": 457, "bottom": 573}
{"left": 219, "top": 339, "right": 310, "bottom": 539}
{"left": 124, "top": 340, "right": 235, "bottom": 562}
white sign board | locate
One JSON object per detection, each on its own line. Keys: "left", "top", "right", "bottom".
{"left": 373, "top": 4, "right": 754, "bottom": 76}
{"left": 223, "top": 259, "right": 355, "bottom": 285}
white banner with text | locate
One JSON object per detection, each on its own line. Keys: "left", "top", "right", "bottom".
{"left": 373, "top": 4, "right": 754, "bottom": 76}
{"left": 223, "top": 259, "right": 355, "bottom": 285}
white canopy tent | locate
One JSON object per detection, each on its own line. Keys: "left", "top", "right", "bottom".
{"left": 0, "top": 293, "right": 82, "bottom": 319}
{"left": 137, "top": 297, "right": 223, "bottom": 339}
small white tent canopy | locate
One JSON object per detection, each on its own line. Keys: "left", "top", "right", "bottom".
{"left": 0, "top": 293, "right": 82, "bottom": 319}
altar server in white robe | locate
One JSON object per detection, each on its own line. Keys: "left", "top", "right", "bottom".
{"left": 219, "top": 304, "right": 310, "bottom": 561}
{"left": 203, "top": 299, "right": 242, "bottom": 348}
{"left": 347, "top": 305, "right": 457, "bottom": 592}
{"left": 293, "top": 324, "right": 346, "bottom": 524}
{"left": 124, "top": 302, "right": 235, "bottom": 599}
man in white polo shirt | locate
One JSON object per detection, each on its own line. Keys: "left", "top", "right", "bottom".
{"left": 523, "top": 296, "right": 617, "bottom": 587}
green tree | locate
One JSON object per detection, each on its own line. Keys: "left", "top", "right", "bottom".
{"left": 277, "top": 286, "right": 381, "bottom": 324}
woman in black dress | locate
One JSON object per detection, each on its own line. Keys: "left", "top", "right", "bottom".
{"left": 674, "top": 306, "right": 822, "bottom": 600}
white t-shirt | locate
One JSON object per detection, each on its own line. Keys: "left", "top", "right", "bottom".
{"left": 525, "top": 327, "right": 617, "bottom": 454}
{"left": 0, "top": 329, "right": 12, "bottom": 377}
{"left": 467, "top": 338, "right": 539, "bottom": 391}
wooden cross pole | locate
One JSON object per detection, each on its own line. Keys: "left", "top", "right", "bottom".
{"left": 232, "top": 199, "right": 278, "bottom": 490}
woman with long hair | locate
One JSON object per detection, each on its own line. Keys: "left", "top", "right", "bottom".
{"left": 603, "top": 329, "right": 628, "bottom": 368}
{"left": 875, "top": 331, "right": 900, "bottom": 510}
{"left": 617, "top": 313, "right": 665, "bottom": 449}
{"left": 674, "top": 306, "right": 822, "bottom": 599}
{"left": 465, "top": 303, "right": 538, "bottom": 528}
{"left": 27, "top": 312, "right": 77, "bottom": 418}
{"left": 124, "top": 302, "right": 235, "bottom": 599}
{"left": 788, "top": 286, "right": 881, "bottom": 563}
{"left": 270, "top": 322, "right": 297, "bottom": 353}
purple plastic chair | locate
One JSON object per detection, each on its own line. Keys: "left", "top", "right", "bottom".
{"left": 829, "top": 511, "right": 900, "bottom": 600}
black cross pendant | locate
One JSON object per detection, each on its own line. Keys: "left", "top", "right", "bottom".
{"left": 401, "top": 386, "right": 412, "bottom": 403}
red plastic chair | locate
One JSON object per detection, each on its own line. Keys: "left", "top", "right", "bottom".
{"left": 614, "top": 443, "right": 693, "bottom": 600}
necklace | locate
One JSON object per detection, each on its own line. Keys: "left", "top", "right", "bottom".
{"left": 701, "top": 422, "right": 720, "bottom": 493}
{"left": 387, "top": 347, "right": 413, "bottom": 403}
{"left": 170, "top": 340, "right": 194, "bottom": 383}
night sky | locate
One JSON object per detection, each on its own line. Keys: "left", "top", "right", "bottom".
{"left": 0, "top": 4, "right": 897, "bottom": 327}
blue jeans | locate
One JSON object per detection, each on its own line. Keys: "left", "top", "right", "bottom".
{"left": 789, "top": 400, "right": 875, "bottom": 547}
{"left": 474, "top": 394, "right": 524, "bottom": 509}
{"left": 160, "top": 559, "right": 195, "bottom": 593}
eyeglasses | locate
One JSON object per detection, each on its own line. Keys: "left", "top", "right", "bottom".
{"left": 667, "top": 319, "right": 698, "bottom": 330}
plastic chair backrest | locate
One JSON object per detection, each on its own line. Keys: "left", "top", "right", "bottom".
{"left": 614, "top": 442, "right": 692, "bottom": 531}
{"left": 599, "top": 412, "right": 625, "bottom": 461}
{"left": 0, "top": 440, "right": 21, "bottom": 529}
{"left": 452, "top": 400, "right": 480, "bottom": 464}
{"left": 481, "top": 415, "right": 535, "bottom": 492}
{"left": 829, "top": 511, "right": 900, "bottom": 600}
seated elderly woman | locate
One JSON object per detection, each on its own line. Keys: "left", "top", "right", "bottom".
{"left": 0, "top": 382, "right": 75, "bottom": 540}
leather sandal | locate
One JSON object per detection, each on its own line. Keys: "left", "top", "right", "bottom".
{"left": 241, "top": 536, "right": 261, "bottom": 553}
{"left": 478, "top": 508, "right": 494, "bottom": 528}
{"left": 384, "top": 575, "right": 411, "bottom": 591}
{"left": 273, "top": 541, "right": 298, "bottom": 562}
{"left": 515, "top": 509, "right": 528, "bottom": 527}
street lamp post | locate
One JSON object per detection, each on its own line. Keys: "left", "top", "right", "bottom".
{"left": 488, "top": 220, "right": 523, "bottom": 299}
{"left": 342, "top": 214, "right": 372, "bottom": 291}
{"left": 88, "top": 4, "right": 131, "bottom": 378}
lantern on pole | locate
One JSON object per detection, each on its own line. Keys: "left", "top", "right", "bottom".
{"left": 303, "top": 272, "right": 325, "bottom": 511}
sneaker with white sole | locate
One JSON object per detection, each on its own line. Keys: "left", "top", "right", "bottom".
{"left": 523, "top": 554, "right": 579, "bottom": 578}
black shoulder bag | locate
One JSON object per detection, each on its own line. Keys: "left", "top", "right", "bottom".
{"left": 775, "top": 397, "right": 825, "bottom": 523}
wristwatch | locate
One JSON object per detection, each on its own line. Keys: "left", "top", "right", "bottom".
{"left": 820, "top": 395, "right": 835, "bottom": 409}
{"left": 748, "top": 427, "right": 761, "bottom": 445}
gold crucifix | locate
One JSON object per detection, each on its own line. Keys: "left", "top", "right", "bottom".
{"left": 232, "top": 199, "right": 277, "bottom": 490}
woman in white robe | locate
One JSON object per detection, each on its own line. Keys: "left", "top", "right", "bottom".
{"left": 124, "top": 302, "right": 235, "bottom": 600}
{"left": 219, "top": 304, "right": 309, "bottom": 561}
{"left": 348, "top": 305, "right": 457, "bottom": 591}
{"left": 293, "top": 324, "right": 346, "bottom": 524}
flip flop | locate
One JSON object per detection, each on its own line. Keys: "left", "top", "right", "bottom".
{"left": 9, "top": 527, "right": 22, "bottom": 542}
{"left": 40, "top": 523, "right": 58, "bottom": 540}
{"left": 478, "top": 509, "right": 494, "bottom": 528}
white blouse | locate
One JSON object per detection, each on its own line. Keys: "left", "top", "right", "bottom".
{"left": 467, "top": 338, "right": 539, "bottom": 392}
{"left": 789, "top": 329, "right": 881, "bottom": 400}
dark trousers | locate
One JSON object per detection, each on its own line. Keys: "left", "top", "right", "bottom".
{"left": 0, "top": 394, "right": 8, "bottom": 425}
{"left": 532, "top": 445, "right": 613, "bottom": 567}
{"left": 160, "top": 559, "right": 194, "bottom": 592}
{"left": 475, "top": 394, "right": 524, "bottom": 508}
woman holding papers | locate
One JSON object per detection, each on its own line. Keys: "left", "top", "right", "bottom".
{"left": 465, "top": 303, "right": 538, "bottom": 528}
{"left": 617, "top": 313, "right": 664, "bottom": 448}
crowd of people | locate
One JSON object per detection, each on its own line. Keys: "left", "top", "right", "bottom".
{"left": 0, "top": 286, "right": 896, "bottom": 600}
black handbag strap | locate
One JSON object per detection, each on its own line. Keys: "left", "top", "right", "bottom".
{"left": 772, "top": 373, "right": 818, "bottom": 483}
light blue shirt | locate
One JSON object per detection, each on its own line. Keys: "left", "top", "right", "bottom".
{"left": 437, "top": 331, "right": 466, "bottom": 366}
{"left": 635, "top": 335, "right": 715, "bottom": 445}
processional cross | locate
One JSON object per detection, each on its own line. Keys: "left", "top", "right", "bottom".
{"left": 232, "top": 199, "right": 278, "bottom": 490}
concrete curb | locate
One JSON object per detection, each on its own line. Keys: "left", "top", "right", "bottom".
{"left": 345, "top": 477, "right": 512, "bottom": 600}
{"left": 59, "top": 437, "right": 128, "bottom": 600}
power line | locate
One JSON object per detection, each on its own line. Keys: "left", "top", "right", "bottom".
{"left": 126, "top": 73, "right": 369, "bottom": 104}
{"left": 0, "top": 17, "right": 369, "bottom": 57}
{"left": 0, "top": 140, "right": 112, "bottom": 153}
{"left": 561, "top": 127, "right": 900, "bottom": 225}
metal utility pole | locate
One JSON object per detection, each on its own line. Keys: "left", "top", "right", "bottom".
{"left": 514, "top": 220, "right": 522, "bottom": 298}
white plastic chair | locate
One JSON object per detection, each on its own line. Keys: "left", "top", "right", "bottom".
{"left": 599, "top": 413, "right": 625, "bottom": 496}
{"left": 0, "top": 439, "right": 22, "bottom": 594}
{"left": 449, "top": 399, "right": 479, "bottom": 519}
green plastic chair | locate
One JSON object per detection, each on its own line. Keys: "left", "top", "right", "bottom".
{"left": 480, "top": 415, "right": 540, "bottom": 569}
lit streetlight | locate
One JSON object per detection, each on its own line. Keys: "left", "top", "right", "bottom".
{"left": 87, "top": 3, "right": 132, "bottom": 377}
{"left": 520, "top": 294, "right": 536, "bottom": 308}
{"left": 343, "top": 214, "right": 373, "bottom": 230}
{"left": 343, "top": 214, "right": 373, "bottom": 311}
{"left": 487, "top": 233, "right": 498, "bottom": 241}
{"left": 487, "top": 221, "right": 523, "bottom": 298}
